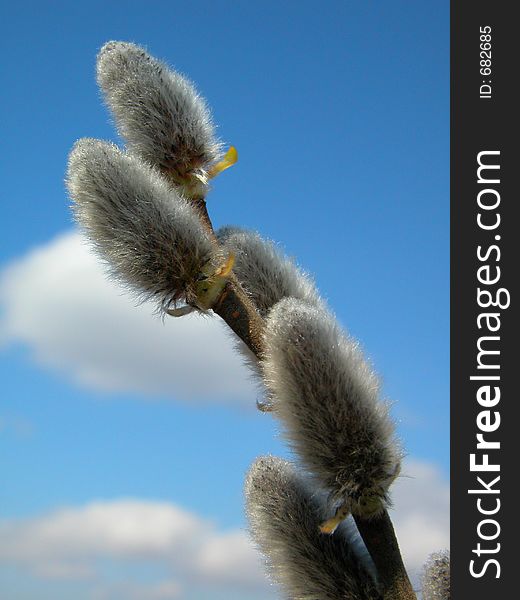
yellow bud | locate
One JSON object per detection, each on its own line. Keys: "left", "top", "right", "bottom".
{"left": 194, "top": 254, "right": 235, "bottom": 310}
{"left": 319, "top": 503, "right": 350, "bottom": 535}
{"left": 207, "top": 146, "right": 238, "bottom": 179}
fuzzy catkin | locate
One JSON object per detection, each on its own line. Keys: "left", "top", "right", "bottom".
{"left": 262, "top": 298, "right": 401, "bottom": 516}
{"left": 217, "top": 227, "right": 322, "bottom": 316}
{"left": 217, "top": 227, "right": 322, "bottom": 410}
{"left": 245, "top": 456, "right": 381, "bottom": 600}
{"left": 421, "top": 551, "right": 450, "bottom": 600}
{"left": 96, "top": 41, "right": 222, "bottom": 184}
{"left": 67, "top": 138, "right": 217, "bottom": 309}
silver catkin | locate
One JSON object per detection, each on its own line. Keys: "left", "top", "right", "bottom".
{"left": 421, "top": 551, "right": 450, "bottom": 600}
{"left": 245, "top": 456, "right": 381, "bottom": 600}
{"left": 217, "top": 227, "right": 322, "bottom": 316}
{"left": 67, "top": 138, "right": 218, "bottom": 310}
{"left": 217, "top": 227, "right": 322, "bottom": 410}
{"left": 96, "top": 41, "right": 222, "bottom": 185}
{"left": 262, "top": 298, "right": 401, "bottom": 516}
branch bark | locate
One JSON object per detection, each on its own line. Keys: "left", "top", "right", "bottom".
{"left": 186, "top": 195, "right": 266, "bottom": 357}
{"left": 354, "top": 511, "right": 416, "bottom": 600}
{"left": 213, "top": 277, "right": 265, "bottom": 358}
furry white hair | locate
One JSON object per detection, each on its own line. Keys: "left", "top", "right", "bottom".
{"left": 262, "top": 298, "right": 401, "bottom": 516}
{"left": 96, "top": 41, "right": 222, "bottom": 192}
{"left": 421, "top": 551, "right": 450, "bottom": 600}
{"left": 217, "top": 227, "right": 322, "bottom": 316}
{"left": 245, "top": 456, "right": 381, "bottom": 600}
{"left": 67, "top": 138, "right": 218, "bottom": 310}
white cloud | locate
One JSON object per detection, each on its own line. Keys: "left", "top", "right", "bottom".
{"left": 0, "top": 231, "right": 257, "bottom": 405}
{"left": 0, "top": 459, "right": 448, "bottom": 597}
{"left": 0, "top": 500, "right": 203, "bottom": 563}
{"left": 390, "top": 459, "right": 450, "bottom": 585}
{"left": 0, "top": 499, "right": 266, "bottom": 595}
{"left": 33, "top": 561, "right": 96, "bottom": 581}
{"left": 194, "top": 530, "right": 266, "bottom": 587}
{"left": 91, "top": 580, "right": 182, "bottom": 600}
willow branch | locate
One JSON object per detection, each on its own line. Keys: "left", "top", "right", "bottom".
{"left": 183, "top": 193, "right": 415, "bottom": 600}
{"left": 354, "top": 511, "right": 416, "bottom": 600}
{"left": 213, "top": 277, "right": 265, "bottom": 357}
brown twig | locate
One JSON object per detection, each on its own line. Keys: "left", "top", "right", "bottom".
{"left": 188, "top": 195, "right": 266, "bottom": 356}
{"left": 213, "top": 276, "right": 265, "bottom": 358}
{"left": 354, "top": 511, "right": 416, "bottom": 600}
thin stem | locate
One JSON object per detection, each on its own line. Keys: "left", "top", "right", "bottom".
{"left": 191, "top": 197, "right": 214, "bottom": 234}
{"left": 354, "top": 510, "right": 416, "bottom": 600}
{"left": 186, "top": 195, "right": 266, "bottom": 357}
{"left": 213, "top": 276, "right": 265, "bottom": 357}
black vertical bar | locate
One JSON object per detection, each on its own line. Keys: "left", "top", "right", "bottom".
{"left": 451, "top": 2, "right": 516, "bottom": 598}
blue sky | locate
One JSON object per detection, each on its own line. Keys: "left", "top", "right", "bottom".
{"left": 1, "top": 1, "right": 449, "bottom": 598}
